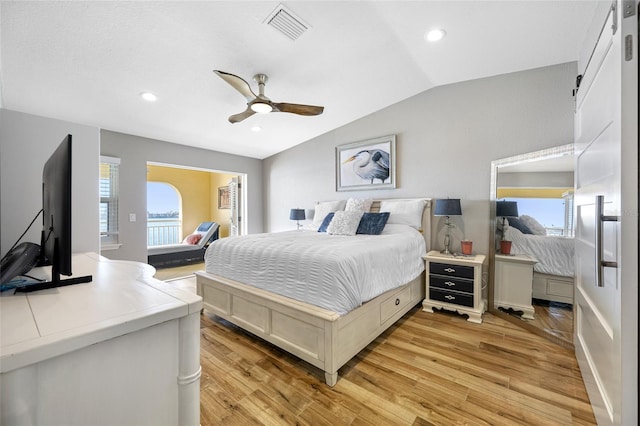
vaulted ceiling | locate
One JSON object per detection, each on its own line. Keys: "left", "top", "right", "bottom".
{"left": 1, "top": 1, "right": 598, "bottom": 159}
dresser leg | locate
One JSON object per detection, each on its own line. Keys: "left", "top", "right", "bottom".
{"left": 422, "top": 301, "right": 435, "bottom": 313}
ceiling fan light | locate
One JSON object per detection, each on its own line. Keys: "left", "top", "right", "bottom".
{"left": 250, "top": 102, "right": 273, "bottom": 113}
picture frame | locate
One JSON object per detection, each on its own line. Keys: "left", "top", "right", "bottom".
{"left": 336, "top": 135, "right": 396, "bottom": 191}
{"left": 218, "top": 186, "right": 230, "bottom": 209}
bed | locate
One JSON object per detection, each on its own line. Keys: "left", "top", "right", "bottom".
{"left": 504, "top": 225, "right": 575, "bottom": 304}
{"left": 195, "top": 198, "right": 431, "bottom": 386}
{"left": 148, "top": 221, "right": 219, "bottom": 268}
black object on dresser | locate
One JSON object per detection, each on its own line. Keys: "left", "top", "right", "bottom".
{"left": 422, "top": 250, "right": 486, "bottom": 323}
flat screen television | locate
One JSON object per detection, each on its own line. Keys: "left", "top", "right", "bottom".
{"left": 40, "top": 134, "right": 74, "bottom": 275}
{"left": 33, "top": 134, "right": 92, "bottom": 290}
{"left": 1, "top": 134, "right": 91, "bottom": 291}
{"left": 16, "top": 135, "right": 92, "bottom": 291}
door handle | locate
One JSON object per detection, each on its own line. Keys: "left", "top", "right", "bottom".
{"left": 595, "top": 195, "right": 619, "bottom": 287}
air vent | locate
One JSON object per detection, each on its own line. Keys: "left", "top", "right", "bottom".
{"left": 264, "top": 4, "right": 309, "bottom": 41}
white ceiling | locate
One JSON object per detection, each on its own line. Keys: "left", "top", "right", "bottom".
{"left": 499, "top": 154, "right": 575, "bottom": 173}
{"left": 1, "top": 1, "right": 598, "bottom": 159}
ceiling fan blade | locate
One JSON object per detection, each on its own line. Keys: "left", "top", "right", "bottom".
{"left": 273, "top": 103, "right": 324, "bottom": 116}
{"left": 214, "top": 70, "right": 256, "bottom": 101}
{"left": 228, "top": 107, "right": 256, "bottom": 123}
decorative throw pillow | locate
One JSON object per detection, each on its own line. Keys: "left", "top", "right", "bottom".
{"left": 507, "top": 217, "right": 533, "bottom": 235}
{"left": 345, "top": 198, "right": 373, "bottom": 212}
{"left": 312, "top": 200, "right": 347, "bottom": 227}
{"left": 184, "top": 233, "right": 202, "bottom": 245}
{"left": 379, "top": 199, "right": 427, "bottom": 229}
{"left": 519, "top": 215, "right": 547, "bottom": 236}
{"left": 317, "top": 212, "right": 335, "bottom": 233}
{"left": 356, "top": 212, "right": 390, "bottom": 235}
{"left": 327, "top": 210, "right": 364, "bottom": 236}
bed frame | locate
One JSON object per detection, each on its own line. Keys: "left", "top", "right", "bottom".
{"left": 195, "top": 199, "right": 432, "bottom": 386}
{"left": 532, "top": 272, "right": 574, "bottom": 305}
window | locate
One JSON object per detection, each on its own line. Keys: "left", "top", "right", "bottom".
{"left": 147, "top": 182, "right": 181, "bottom": 246}
{"left": 100, "top": 156, "right": 120, "bottom": 248}
{"left": 562, "top": 191, "right": 575, "bottom": 237}
{"left": 509, "top": 197, "right": 570, "bottom": 236}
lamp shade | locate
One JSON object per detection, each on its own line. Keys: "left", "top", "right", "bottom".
{"left": 289, "top": 208, "right": 306, "bottom": 221}
{"left": 434, "top": 199, "right": 462, "bottom": 216}
{"left": 496, "top": 201, "right": 519, "bottom": 218}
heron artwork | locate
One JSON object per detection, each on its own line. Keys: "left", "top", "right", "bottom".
{"left": 343, "top": 149, "right": 390, "bottom": 184}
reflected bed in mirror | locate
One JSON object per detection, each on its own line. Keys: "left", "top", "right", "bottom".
{"left": 489, "top": 144, "right": 575, "bottom": 348}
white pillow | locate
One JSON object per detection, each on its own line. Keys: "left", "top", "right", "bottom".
{"left": 379, "top": 199, "right": 427, "bottom": 229}
{"left": 327, "top": 210, "right": 364, "bottom": 236}
{"left": 345, "top": 198, "right": 373, "bottom": 212}
{"left": 519, "top": 215, "right": 547, "bottom": 236}
{"left": 312, "top": 200, "right": 347, "bottom": 227}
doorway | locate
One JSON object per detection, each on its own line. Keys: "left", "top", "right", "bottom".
{"left": 146, "top": 162, "right": 247, "bottom": 241}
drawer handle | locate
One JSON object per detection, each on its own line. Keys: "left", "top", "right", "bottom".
{"left": 444, "top": 268, "right": 455, "bottom": 273}
{"left": 445, "top": 295, "right": 456, "bottom": 300}
{"left": 445, "top": 281, "right": 456, "bottom": 287}
{"left": 395, "top": 298, "right": 400, "bottom": 306}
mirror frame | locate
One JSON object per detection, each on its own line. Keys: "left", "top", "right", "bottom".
{"left": 488, "top": 144, "right": 574, "bottom": 349}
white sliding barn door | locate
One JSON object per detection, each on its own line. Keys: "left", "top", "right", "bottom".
{"left": 573, "top": 1, "right": 637, "bottom": 425}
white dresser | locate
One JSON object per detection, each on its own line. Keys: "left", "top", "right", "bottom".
{"left": 0, "top": 253, "right": 202, "bottom": 426}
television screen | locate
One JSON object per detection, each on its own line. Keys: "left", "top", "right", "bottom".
{"left": 1, "top": 134, "right": 91, "bottom": 292}
{"left": 41, "top": 134, "right": 73, "bottom": 276}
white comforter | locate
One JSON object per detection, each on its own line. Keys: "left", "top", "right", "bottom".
{"left": 505, "top": 227, "right": 575, "bottom": 276}
{"left": 204, "top": 224, "right": 426, "bottom": 315}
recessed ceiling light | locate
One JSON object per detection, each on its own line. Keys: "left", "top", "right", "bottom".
{"left": 425, "top": 29, "right": 446, "bottom": 42}
{"left": 140, "top": 92, "right": 157, "bottom": 102}
{"left": 251, "top": 126, "right": 262, "bottom": 132}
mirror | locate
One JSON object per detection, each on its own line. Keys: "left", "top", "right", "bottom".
{"left": 488, "top": 144, "right": 575, "bottom": 349}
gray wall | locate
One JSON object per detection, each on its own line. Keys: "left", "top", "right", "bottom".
{"left": 100, "top": 130, "right": 263, "bottom": 263}
{"left": 263, "top": 62, "right": 576, "bottom": 255}
{"left": 0, "top": 108, "right": 100, "bottom": 256}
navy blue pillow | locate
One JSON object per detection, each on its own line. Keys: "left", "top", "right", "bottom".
{"left": 508, "top": 217, "right": 533, "bottom": 234}
{"left": 317, "top": 212, "right": 335, "bottom": 232}
{"left": 356, "top": 212, "right": 390, "bottom": 235}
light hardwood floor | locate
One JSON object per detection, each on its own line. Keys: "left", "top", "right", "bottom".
{"left": 155, "top": 265, "right": 596, "bottom": 425}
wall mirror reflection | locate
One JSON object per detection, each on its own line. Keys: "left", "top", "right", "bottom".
{"left": 489, "top": 144, "right": 575, "bottom": 348}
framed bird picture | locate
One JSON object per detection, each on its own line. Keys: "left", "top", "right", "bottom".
{"left": 336, "top": 135, "right": 396, "bottom": 191}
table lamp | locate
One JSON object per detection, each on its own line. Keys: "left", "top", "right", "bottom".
{"left": 289, "top": 208, "right": 305, "bottom": 230}
{"left": 496, "top": 201, "right": 519, "bottom": 240}
{"left": 434, "top": 199, "right": 462, "bottom": 255}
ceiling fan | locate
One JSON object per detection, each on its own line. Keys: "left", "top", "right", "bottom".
{"left": 213, "top": 70, "right": 324, "bottom": 123}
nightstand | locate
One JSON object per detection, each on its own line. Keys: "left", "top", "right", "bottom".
{"left": 494, "top": 253, "right": 537, "bottom": 319}
{"left": 422, "top": 250, "right": 486, "bottom": 323}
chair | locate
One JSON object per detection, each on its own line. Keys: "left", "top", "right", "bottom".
{"left": 147, "top": 222, "right": 219, "bottom": 268}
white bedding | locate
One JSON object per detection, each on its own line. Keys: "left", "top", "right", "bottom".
{"left": 203, "top": 224, "right": 426, "bottom": 315}
{"left": 505, "top": 227, "right": 575, "bottom": 276}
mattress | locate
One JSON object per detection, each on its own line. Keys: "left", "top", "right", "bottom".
{"left": 204, "top": 224, "right": 426, "bottom": 315}
{"left": 505, "top": 227, "right": 575, "bottom": 277}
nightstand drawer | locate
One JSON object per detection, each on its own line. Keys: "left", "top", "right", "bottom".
{"left": 429, "top": 262, "right": 474, "bottom": 279}
{"left": 429, "top": 288, "right": 473, "bottom": 308}
{"left": 429, "top": 275, "right": 474, "bottom": 294}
